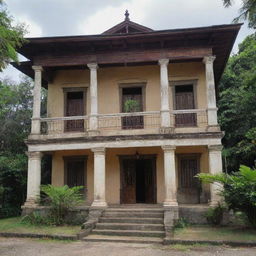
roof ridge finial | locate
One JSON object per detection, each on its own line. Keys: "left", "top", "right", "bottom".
{"left": 125, "top": 10, "right": 130, "bottom": 21}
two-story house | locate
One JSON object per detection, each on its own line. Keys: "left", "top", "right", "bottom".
{"left": 13, "top": 12, "right": 241, "bottom": 242}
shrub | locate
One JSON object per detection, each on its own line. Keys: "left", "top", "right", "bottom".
{"left": 197, "top": 165, "right": 256, "bottom": 227}
{"left": 174, "top": 217, "right": 189, "bottom": 229}
{"left": 21, "top": 212, "right": 47, "bottom": 225}
{"left": 204, "top": 203, "right": 225, "bottom": 226}
{"left": 41, "top": 185, "right": 84, "bottom": 225}
{"left": 124, "top": 99, "right": 140, "bottom": 112}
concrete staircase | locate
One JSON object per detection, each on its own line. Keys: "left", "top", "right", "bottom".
{"left": 83, "top": 206, "right": 165, "bottom": 244}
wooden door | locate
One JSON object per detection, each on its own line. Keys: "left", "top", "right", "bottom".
{"left": 120, "top": 159, "right": 136, "bottom": 204}
{"left": 175, "top": 90, "right": 197, "bottom": 127}
{"left": 122, "top": 89, "right": 144, "bottom": 129}
{"left": 144, "top": 159, "right": 156, "bottom": 204}
{"left": 178, "top": 156, "right": 200, "bottom": 204}
{"left": 65, "top": 91, "right": 84, "bottom": 132}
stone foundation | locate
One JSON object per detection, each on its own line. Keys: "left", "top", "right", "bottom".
{"left": 21, "top": 205, "right": 89, "bottom": 225}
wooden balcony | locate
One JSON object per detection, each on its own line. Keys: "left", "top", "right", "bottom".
{"left": 37, "top": 109, "right": 209, "bottom": 140}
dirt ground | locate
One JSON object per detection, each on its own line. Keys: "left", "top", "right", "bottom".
{"left": 0, "top": 238, "right": 256, "bottom": 256}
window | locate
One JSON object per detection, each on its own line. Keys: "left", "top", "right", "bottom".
{"left": 172, "top": 81, "right": 197, "bottom": 127}
{"left": 120, "top": 85, "right": 144, "bottom": 129}
{"left": 64, "top": 156, "right": 87, "bottom": 195}
{"left": 63, "top": 88, "right": 86, "bottom": 132}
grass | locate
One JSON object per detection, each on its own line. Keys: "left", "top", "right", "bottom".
{"left": 166, "top": 243, "right": 212, "bottom": 251}
{"left": 0, "top": 217, "right": 81, "bottom": 236}
{"left": 174, "top": 225, "right": 256, "bottom": 242}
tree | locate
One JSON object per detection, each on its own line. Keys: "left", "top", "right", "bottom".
{"left": 222, "top": 0, "right": 256, "bottom": 28}
{"left": 197, "top": 165, "right": 256, "bottom": 227}
{"left": 218, "top": 33, "right": 256, "bottom": 171}
{"left": 0, "top": 0, "right": 25, "bottom": 71}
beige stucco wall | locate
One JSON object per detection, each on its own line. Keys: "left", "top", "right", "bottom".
{"left": 47, "top": 62, "right": 206, "bottom": 118}
{"left": 51, "top": 145, "right": 210, "bottom": 205}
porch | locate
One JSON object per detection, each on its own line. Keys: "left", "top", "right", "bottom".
{"left": 23, "top": 143, "right": 223, "bottom": 209}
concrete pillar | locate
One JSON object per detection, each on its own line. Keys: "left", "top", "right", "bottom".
{"left": 91, "top": 147, "right": 107, "bottom": 207}
{"left": 162, "top": 145, "right": 178, "bottom": 207}
{"left": 87, "top": 63, "right": 99, "bottom": 131}
{"left": 159, "top": 59, "right": 171, "bottom": 127}
{"left": 203, "top": 56, "right": 218, "bottom": 126}
{"left": 31, "top": 66, "right": 43, "bottom": 134}
{"left": 24, "top": 151, "right": 42, "bottom": 206}
{"left": 208, "top": 145, "right": 223, "bottom": 206}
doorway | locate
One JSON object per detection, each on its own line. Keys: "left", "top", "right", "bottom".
{"left": 120, "top": 156, "right": 156, "bottom": 204}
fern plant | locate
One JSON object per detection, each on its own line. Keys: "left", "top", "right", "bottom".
{"left": 41, "top": 185, "right": 84, "bottom": 225}
{"left": 197, "top": 165, "right": 256, "bottom": 227}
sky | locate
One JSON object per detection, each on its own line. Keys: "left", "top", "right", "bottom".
{"left": 1, "top": 0, "right": 253, "bottom": 82}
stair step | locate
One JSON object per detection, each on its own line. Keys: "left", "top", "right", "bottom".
{"left": 83, "top": 234, "right": 163, "bottom": 244}
{"left": 105, "top": 208, "right": 164, "bottom": 212}
{"left": 103, "top": 212, "right": 163, "bottom": 218}
{"left": 92, "top": 229, "right": 165, "bottom": 238}
{"left": 99, "top": 217, "right": 163, "bottom": 224}
{"left": 96, "top": 223, "right": 164, "bottom": 231}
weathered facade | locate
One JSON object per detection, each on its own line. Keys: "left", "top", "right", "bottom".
{"left": 13, "top": 12, "right": 241, "bottom": 242}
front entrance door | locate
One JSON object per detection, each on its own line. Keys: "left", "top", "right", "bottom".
{"left": 120, "top": 157, "right": 156, "bottom": 204}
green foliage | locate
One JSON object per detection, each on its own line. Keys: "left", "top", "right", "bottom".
{"left": 222, "top": 0, "right": 256, "bottom": 28}
{"left": 219, "top": 33, "right": 256, "bottom": 171}
{"left": 0, "top": 1, "right": 26, "bottom": 70}
{"left": 204, "top": 203, "right": 225, "bottom": 226}
{"left": 21, "top": 212, "right": 47, "bottom": 226}
{"left": 124, "top": 99, "right": 140, "bottom": 112}
{"left": 41, "top": 185, "right": 84, "bottom": 225}
{"left": 197, "top": 165, "right": 256, "bottom": 227}
{"left": 0, "top": 78, "right": 48, "bottom": 218}
{"left": 174, "top": 217, "right": 190, "bottom": 229}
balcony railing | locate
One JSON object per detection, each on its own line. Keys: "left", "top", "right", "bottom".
{"left": 39, "top": 109, "right": 208, "bottom": 137}
{"left": 41, "top": 116, "right": 89, "bottom": 134}
{"left": 171, "top": 109, "right": 208, "bottom": 128}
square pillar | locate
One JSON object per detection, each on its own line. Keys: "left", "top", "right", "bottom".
{"left": 91, "top": 147, "right": 107, "bottom": 207}
{"left": 87, "top": 63, "right": 99, "bottom": 133}
{"left": 31, "top": 66, "right": 43, "bottom": 134}
{"left": 203, "top": 56, "right": 218, "bottom": 126}
{"left": 159, "top": 59, "right": 171, "bottom": 128}
{"left": 24, "top": 151, "right": 42, "bottom": 206}
{"left": 208, "top": 145, "right": 223, "bottom": 206}
{"left": 162, "top": 145, "right": 178, "bottom": 207}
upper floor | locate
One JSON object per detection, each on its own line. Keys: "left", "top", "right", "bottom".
{"left": 12, "top": 13, "right": 242, "bottom": 142}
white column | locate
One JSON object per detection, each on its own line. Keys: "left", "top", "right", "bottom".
{"left": 162, "top": 145, "right": 178, "bottom": 207}
{"left": 159, "top": 59, "right": 171, "bottom": 127}
{"left": 24, "top": 151, "right": 42, "bottom": 206}
{"left": 208, "top": 145, "right": 223, "bottom": 206}
{"left": 203, "top": 56, "right": 218, "bottom": 126}
{"left": 87, "top": 63, "right": 99, "bottom": 131}
{"left": 91, "top": 147, "right": 107, "bottom": 207}
{"left": 31, "top": 66, "right": 43, "bottom": 134}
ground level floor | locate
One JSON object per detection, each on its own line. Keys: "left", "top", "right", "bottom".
{"left": 24, "top": 137, "right": 223, "bottom": 208}
{"left": 1, "top": 238, "right": 256, "bottom": 256}
{"left": 52, "top": 146, "right": 211, "bottom": 205}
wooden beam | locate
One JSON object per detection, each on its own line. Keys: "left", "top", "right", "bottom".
{"left": 33, "top": 47, "right": 212, "bottom": 67}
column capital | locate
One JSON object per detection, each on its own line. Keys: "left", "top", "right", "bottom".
{"left": 208, "top": 145, "right": 223, "bottom": 152}
{"left": 26, "top": 151, "right": 43, "bottom": 159}
{"left": 32, "top": 65, "right": 43, "bottom": 72}
{"left": 203, "top": 56, "right": 216, "bottom": 65}
{"left": 162, "top": 145, "right": 176, "bottom": 152}
{"left": 91, "top": 147, "right": 105, "bottom": 154}
{"left": 87, "top": 63, "right": 98, "bottom": 70}
{"left": 158, "top": 59, "right": 169, "bottom": 66}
